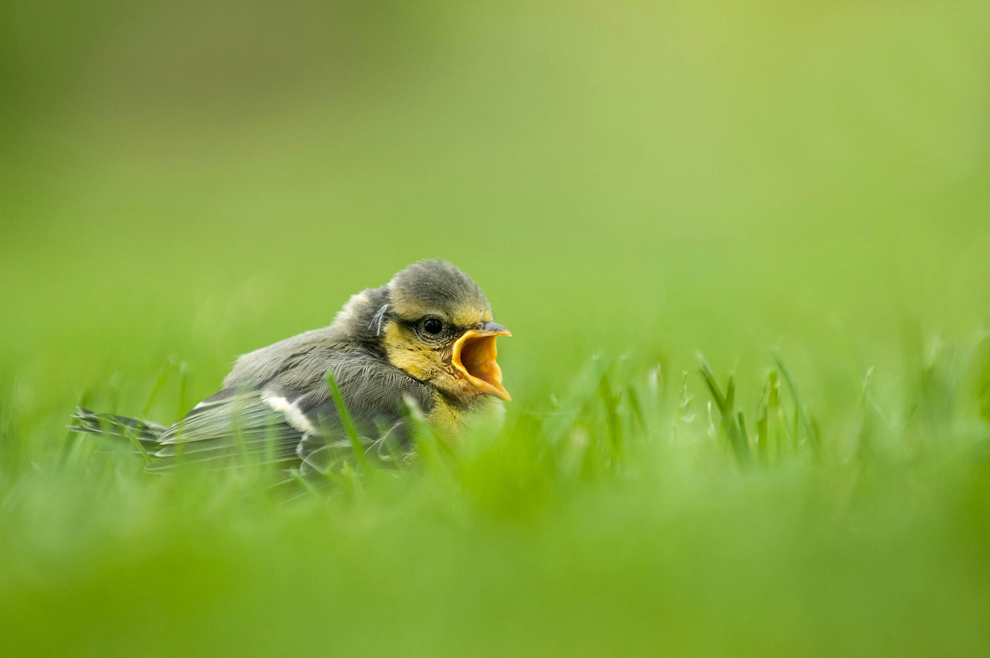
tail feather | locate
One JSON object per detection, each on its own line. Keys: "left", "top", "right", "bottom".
{"left": 69, "top": 407, "right": 166, "bottom": 447}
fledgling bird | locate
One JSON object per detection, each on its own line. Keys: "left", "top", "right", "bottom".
{"left": 71, "top": 260, "right": 511, "bottom": 474}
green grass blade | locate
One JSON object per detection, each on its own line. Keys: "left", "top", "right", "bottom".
{"left": 774, "top": 353, "right": 822, "bottom": 456}
{"left": 141, "top": 355, "right": 176, "bottom": 419}
{"left": 325, "top": 370, "right": 370, "bottom": 473}
{"left": 698, "top": 353, "right": 728, "bottom": 413}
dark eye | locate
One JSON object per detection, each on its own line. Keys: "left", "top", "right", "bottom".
{"left": 423, "top": 318, "right": 444, "bottom": 335}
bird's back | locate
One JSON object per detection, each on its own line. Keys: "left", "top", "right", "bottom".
{"left": 223, "top": 326, "right": 342, "bottom": 390}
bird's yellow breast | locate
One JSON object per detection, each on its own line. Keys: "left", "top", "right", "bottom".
{"left": 426, "top": 391, "right": 467, "bottom": 440}
{"left": 426, "top": 389, "right": 506, "bottom": 444}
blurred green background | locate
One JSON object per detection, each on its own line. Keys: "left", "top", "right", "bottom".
{"left": 2, "top": 1, "right": 990, "bottom": 656}
{"left": 3, "top": 0, "right": 988, "bottom": 387}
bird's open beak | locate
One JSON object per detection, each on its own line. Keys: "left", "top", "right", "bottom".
{"left": 452, "top": 322, "right": 512, "bottom": 401}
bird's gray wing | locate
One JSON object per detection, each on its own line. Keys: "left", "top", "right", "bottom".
{"left": 290, "top": 355, "right": 435, "bottom": 476}
{"left": 146, "top": 386, "right": 304, "bottom": 471}
{"left": 147, "top": 355, "right": 434, "bottom": 475}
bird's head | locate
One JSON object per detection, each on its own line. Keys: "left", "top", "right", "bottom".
{"left": 337, "top": 260, "right": 511, "bottom": 403}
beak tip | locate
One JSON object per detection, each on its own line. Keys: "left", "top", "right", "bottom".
{"left": 481, "top": 322, "right": 511, "bottom": 337}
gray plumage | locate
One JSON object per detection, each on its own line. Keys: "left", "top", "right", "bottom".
{"left": 389, "top": 260, "right": 489, "bottom": 315}
{"left": 69, "top": 260, "right": 503, "bottom": 477}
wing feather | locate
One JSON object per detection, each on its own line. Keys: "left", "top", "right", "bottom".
{"left": 147, "top": 352, "right": 435, "bottom": 475}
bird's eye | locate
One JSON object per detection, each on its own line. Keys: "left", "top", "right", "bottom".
{"left": 423, "top": 318, "right": 444, "bottom": 335}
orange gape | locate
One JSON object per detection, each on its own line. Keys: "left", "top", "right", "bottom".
{"left": 452, "top": 326, "right": 512, "bottom": 401}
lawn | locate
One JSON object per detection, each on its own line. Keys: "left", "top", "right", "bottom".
{"left": 2, "top": 1, "right": 990, "bottom": 656}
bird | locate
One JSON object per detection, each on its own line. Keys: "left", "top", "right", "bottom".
{"left": 70, "top": 260, "right": 511, "bottom": 476}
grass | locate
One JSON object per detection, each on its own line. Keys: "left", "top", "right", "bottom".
{"left": 1, "top": 341, "right": 989, "bottom": 657}
{"left": 3, "top": 0, "right": 990, "bottom": 655}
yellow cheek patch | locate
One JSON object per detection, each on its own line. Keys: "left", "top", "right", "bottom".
{"left": 382, "top": 323, "right": 439, "bottom": 381}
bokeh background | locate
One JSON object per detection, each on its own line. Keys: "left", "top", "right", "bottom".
{"left": 2, "top": 1, "right": 990, "bottom": 656}
{"left": 3, "top": 0, "right": 989, "bottom": 395}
